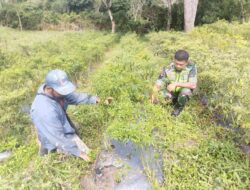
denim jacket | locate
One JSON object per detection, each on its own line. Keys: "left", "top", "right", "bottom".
{"left": 30, "top": 84, "right": 97, "bottom": 157}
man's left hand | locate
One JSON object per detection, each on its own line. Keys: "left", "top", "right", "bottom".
{"left": 167, "top": 83, "right": 177, "bottom": 92}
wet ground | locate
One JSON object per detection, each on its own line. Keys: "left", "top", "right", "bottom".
{"left": 213, "top": 111, "right": 250, "bottom": 156}
{"left": 81, "top": 139, "right": 163, "bottom": 190}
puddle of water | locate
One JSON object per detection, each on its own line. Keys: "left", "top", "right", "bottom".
{"left": 81, "top": 139, "right": 164, "bottom": 190}
{"left": 111, "top": 139, "right": 164, "bottom": 184}
{"left": 213, "top": 111, "right": 250, "bottom": 156}
{"left": 115, "top": 170, "right": 151, "bottom": 190}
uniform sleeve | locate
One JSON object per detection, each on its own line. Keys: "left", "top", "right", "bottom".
{"left": 155, "top": 65, "right": 172, "bottom": 87}
{"left": 188, "top": 65, "right": 197, "bottom": 84}
{"left": 65, "top": 92, "right": 97, "bottom": 105}
{"left": 32, "top": 110, "right": 81, "bottom": 157}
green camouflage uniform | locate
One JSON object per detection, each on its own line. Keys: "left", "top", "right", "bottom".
{"left": 156, "top": 62, "right": 197, "bottom": 107}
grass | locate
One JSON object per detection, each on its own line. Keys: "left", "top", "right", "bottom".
{"left": 0, "top": 27, "right": 67, "bottom": 52}
{"left": 0, "top": 20, "right": 250, "bottom": 189}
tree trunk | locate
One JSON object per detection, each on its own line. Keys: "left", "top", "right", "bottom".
{"left": 238, "top": 0, "right": 245, "bottom": 23}
{"left": 166, "top": 0, "right": 172, "bottom": 30}
{"left": 107, "top": 8, "right": 115, "bottom": 33}
{"left": 102, "top": 0, "right": 116, "bottom": 33}
{"left": 184, "top": 0, "right": 199, "bottom": 32}
{"left": 16, "top": 8, "right": 22, "bottom": 31}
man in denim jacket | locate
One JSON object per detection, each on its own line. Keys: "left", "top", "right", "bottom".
{"left": 31, "top": 69, "right": 99, "bottom": 161}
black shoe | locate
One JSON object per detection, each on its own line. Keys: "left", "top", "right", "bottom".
{"left": 172, "top": 98, "right": 178, "bottom": 106}
{"left": 171, "top": 106, "right": 183, "bottom": 117}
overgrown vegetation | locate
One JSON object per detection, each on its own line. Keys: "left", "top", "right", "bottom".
{"left": 0, "top": 28, "right": 115, "bottom": 188}
{"left": 90, "top": 21, "right": 250, "bottom": 189}
{"left": 0, "top": 21, "right": 249, "bottom": 189}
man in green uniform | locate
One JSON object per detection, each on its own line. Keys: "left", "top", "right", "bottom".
{"left": 151, "top": 50, "right": 197, "bottom": 116}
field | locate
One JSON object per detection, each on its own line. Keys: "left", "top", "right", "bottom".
{"left": 0, "top": 21, "right": 249, "bottom": 189}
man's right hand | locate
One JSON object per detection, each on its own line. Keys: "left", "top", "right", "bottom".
{"left": 80, "top": 151, "right": 91, "bottom": 162}
{"left": 104, "top": 97, "right": 114, "bottom": 105}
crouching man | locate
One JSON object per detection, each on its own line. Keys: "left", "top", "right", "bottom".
{"left": 31, "top": 69, "right": 100, "bottom": 161}
{"left": 151, "top": 50, "right": 197, "bottom": 116}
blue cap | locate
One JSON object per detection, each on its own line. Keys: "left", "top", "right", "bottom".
{"left": 45, "top": 69, "right": 76, "bottom": 95}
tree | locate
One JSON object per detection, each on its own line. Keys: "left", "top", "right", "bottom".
{"left": 101, "top": 0, "right": 115, "bottom": 33}
{"left": 160, "top": 0, "right": 174, "bottom": 30}
{"left": 129, "top": 0, "right": 147, "bottom": 21}
{"left": 166, "top": 0, "right": 172, "bottom": 30}
{"left": 15, "top": 4, "right": 22, "bottom": 31}
{"left": 153, "top": 0, "right": 178, "bottom": 30}
{"left": 67, "top": 0, "right": 93, "bottom": 13}
{"left": 195, "top": 0, "right": 248, "bottom": 25}
{"left": 237, "top": 0, "right": 250, "bottom": 23}
{"left": 93, "top": 0, "right": 102, "bottom": 12}
{"left": 184, "top": 0, "right": 198, "bottom": 32}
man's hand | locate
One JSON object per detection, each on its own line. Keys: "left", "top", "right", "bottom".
{"left": 168, "top": 82, "right": 197, "bottom": 90}
{"left": 80, "top": 151, "right": 91, "bottom": 162}
{"left": 104, "top": 97, "right": 114, "bottom": 105}
{"left": 151, "top": 85, "right": 161, "bottom": 104}
{"left": 167, "top": 83, "right": 176, "bottom": 92}
{"left": 151, "top": 94, "right": 159, "bottom": 104}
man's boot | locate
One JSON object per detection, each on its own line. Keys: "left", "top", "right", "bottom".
{"left": 171, "top": 105, "right": 184, "bottom": 117}
{"left": 171, "top": 95, "right": 189, "bottom": 117}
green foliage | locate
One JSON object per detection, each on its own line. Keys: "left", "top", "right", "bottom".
{"left": 0, "top": 28, "right": 116, "bottom": 189}
{"left": 89, "top": 23, "right": 249, "bottom": 189}
{"left": 0, "top": 29, "right": 115, "bottom": 139}
{"left": 0, "top": 51, "right": 13, "bottom": 71}
{"left": 67, "top": 0, "right": 94, "bottom": 13}
{"left": 0, "top": 2, "right": 43, "bottom": 30}
{"left": 164, "top": 139, "right": 249, "bottom": 189}
{"left": 141, "top": 4, "right": 168, "bottom": 31}
{"left": 0, "top": 22, "right": 250, "bottom": 189}
{"left": 171, "top": 1, "right": 184, "bottom": 30}
{"left": 44, "top": 0, "right": 69, "bottom": 13}
{"left": 0, "top": 146, "right": 89, "bottom": 189}
{"left": 196, "top": 0, "right": 248, "bottom": 24}
{"left": 42, "top": 11, "right": 61, "bottom": 25}
{"left": 69, "top": 105, "right": 109, "bottom": 149}
{"left": 19, "top": 2, "right": 43, "bottom": 30}
{"left": 0, "top": 3, "right": 18, "bottom": 28}
{"left": 170, "top": 0, "right": 250, "bottom": 30}
{"left": 1, "top": 0, "right": 249, "bottom": 32}
{"left": 147, "top": 21, "right": 250, "bottom": 128}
